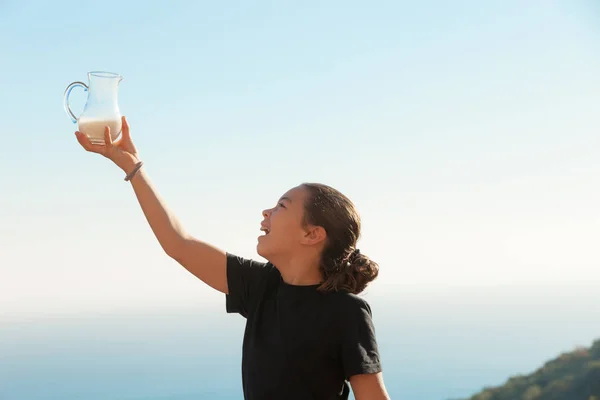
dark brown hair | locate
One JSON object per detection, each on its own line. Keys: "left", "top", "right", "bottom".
{"left": 301, "top": 183, "right": 379, "bottom": 294}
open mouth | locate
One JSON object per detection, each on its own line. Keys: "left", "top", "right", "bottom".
{"left": 260, "top": 227, "right": 270, "bottom": 236}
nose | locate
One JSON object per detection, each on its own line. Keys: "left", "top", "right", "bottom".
{"left": 262, "top": 208, "right": 271, "bottom": 218}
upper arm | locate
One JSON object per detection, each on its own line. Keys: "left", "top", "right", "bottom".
{"left": 339, "top": 296, "right": 382, "bottom": 378}
{"left": 349, "top": 372, "right": 390, "bottom": 400}
{"left": 168, "top": 237, "right": 229, "bottom": 294}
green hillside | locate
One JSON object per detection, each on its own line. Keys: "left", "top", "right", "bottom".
{"left": 461, "top": 339, "right": 600, "bottom": 400}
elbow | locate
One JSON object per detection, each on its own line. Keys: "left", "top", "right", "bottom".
{"left": 163, "top": 238, "right": 185, "bottom": 261}
{"left": 164, "top": 246, "right": 178, "bottom": 260}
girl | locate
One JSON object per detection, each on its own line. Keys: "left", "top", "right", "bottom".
{"left": 75, "top": 116, "right": 390, "bottom": 400}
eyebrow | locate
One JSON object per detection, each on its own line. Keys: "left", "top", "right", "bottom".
{"left": 279, "top": 196, "right": 292, "bottom": 204}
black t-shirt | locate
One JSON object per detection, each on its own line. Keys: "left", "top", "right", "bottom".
{"left": 225, "top": 253, "right": 382, "bottom": 400}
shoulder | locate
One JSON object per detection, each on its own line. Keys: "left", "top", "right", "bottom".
{"left": 224, "top": 253, "right": 281, "bottom": 316}
{"left": 224, "top": 252, "right": 282, "bottom": 292}
{"left": 226, "top": 253, "right": 279, "bottom": 276}
{"left": 328, "top": 292, "right": 375, "bottom": 323}
{"left": 330, "top": 291, "right": 373, "bottom": 311}
{"left": 226, "top": 252, "right": 269, "bottom": 268}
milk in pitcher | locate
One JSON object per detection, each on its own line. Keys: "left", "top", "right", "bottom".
{"left": 78, "top": 116, "right": 122, "bottom": 144}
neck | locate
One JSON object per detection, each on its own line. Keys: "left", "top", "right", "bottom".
{"left": 271, "top": 253, "right": 323, "bottom": 286}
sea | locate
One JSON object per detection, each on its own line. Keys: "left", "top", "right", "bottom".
{"left": 2, "top": 285, "right": 600, "bottom": 400}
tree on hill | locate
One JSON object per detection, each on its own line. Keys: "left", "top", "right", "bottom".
{"left": 460, "top": 339, "right": 600, "bottom": 400}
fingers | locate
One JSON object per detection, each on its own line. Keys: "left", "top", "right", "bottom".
{"left": 121, "top": 115, "right": 131, "bottom": 141}
{"left": 75, "top": 131, "right": 106, "bottom": 154}
{"left": 104, "top": 125, "right": 113, "bottom": 146}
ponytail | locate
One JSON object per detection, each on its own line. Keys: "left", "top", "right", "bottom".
{"left": 318, "top": 248, "right": 379, "bottom": 295}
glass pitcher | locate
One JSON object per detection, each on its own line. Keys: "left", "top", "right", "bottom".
{"left": 63, "top": 71, "right": 123, "bottom": 144}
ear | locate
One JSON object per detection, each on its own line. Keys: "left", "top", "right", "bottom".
{"left": 301, "top": 225, "right": 327, "bottom": 246}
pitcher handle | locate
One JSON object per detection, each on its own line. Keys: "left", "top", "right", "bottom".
{"left": 63, "top": 81, "right": 88, "bottom": 123}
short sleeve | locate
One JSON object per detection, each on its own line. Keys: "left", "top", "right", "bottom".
{"left": 225, "top": 252, "right": 272, "bottom": 318}
{"left": 339, "top": 297, "right": 382, "bottom": 379}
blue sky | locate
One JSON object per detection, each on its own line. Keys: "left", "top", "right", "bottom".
{"left": 1, "top": 0, "right": 600, "bottom": 317}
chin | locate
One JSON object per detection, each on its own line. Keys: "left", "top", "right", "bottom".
{"left": 256, "top": 241, "right": 267, "bottom": 258}
{"left": 256, "top": 242, "right": 275, "bottom": 263}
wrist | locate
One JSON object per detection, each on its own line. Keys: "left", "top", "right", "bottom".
{"left": 124, "top": 160, "right": 144, "bottom": 182}
{"left": 118, "top": 153, "right": 141, "bottom": 175}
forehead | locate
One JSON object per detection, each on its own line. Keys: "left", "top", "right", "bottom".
{"left": 279, "top": 185, "right": 308, "bottom": 204}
